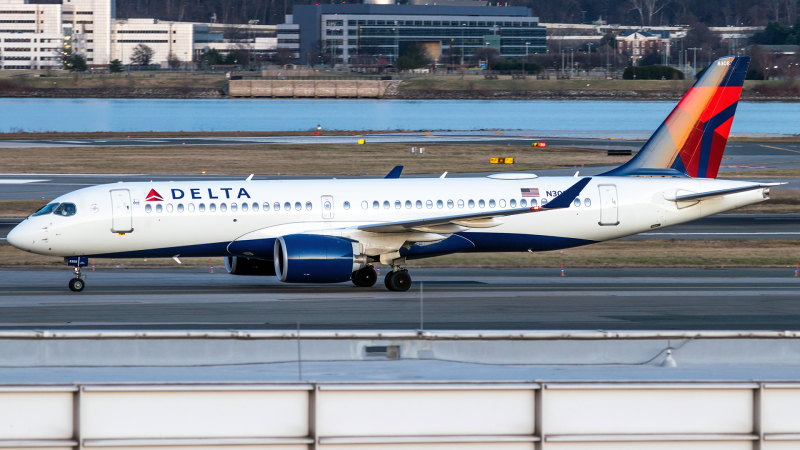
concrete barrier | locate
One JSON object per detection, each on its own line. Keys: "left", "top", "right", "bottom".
{"left": 227, "top": 80, "right": 392, "bottom": 98}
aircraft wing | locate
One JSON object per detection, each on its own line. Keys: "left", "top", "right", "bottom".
{"left": 359, "top": 178, "right": 592, "bottom": 233}
{"left": 664, "top": 183, "right": 782, "bottom": 202}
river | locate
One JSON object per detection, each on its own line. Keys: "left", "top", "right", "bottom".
{"left": 2, "top": 98, "right": 798, "bottom": 134}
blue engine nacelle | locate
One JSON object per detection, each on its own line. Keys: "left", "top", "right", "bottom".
{"left": 274, "top": 234, "right": 367, "bottom": 283}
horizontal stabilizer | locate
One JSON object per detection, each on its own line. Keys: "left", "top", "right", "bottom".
{"left": 664, "top": 183, "right": 781, "bottom": 202}
{"left": 384, "top": 166, "right": 404, "bottom": 179}
{"left": 359, "top": 178, "right": 592, "bottom": 233}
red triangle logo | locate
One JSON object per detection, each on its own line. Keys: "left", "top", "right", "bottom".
{"left": 145, "top": 189, "right": 163, "bottom": 202}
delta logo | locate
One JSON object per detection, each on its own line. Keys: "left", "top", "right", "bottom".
{"left": 145, "top": 189, "right": 164, "bottom": 202}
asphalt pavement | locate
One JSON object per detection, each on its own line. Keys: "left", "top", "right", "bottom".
{"left": 1, "top": 267, "right": 798, "bottom": 331}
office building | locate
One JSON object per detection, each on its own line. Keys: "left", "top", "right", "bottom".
{"left": 288, "top": 4, "right": 546, "bottom": 65}
{"left": 0, "top": 0, "right": 63, "bottom": 69}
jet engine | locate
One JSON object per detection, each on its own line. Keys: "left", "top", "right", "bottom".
{"left": 225, "top": 256, "right": 277, "bottom": 276}
{"left": 274, "top": 234, "right": 367, "bottom": 283}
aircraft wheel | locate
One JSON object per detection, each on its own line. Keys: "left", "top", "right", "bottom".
{"left": 69, "top": 278, "right": 85, "bottom": 292}
{"left": 385, "top": 269, "right": 411, "bottom": 292}
{"left": 353, "top": 266, "right": 377, "bottom": 287}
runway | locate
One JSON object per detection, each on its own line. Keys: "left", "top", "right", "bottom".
{"left": 1, "top": 267, "right": 799, "bottom": 331}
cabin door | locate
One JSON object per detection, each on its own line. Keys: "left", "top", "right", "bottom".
{"left": 598, "top": 184, "right": 619, "bottom": 226}
{"left": 110, "top": 189, "right": 134, "bottom": 233}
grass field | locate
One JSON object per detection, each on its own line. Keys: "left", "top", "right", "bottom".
{"left": 4, "top": 239, "right": 800, "bottom": 269}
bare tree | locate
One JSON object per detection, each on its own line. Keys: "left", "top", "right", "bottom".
{"left": 643, "top": 0, "right": 669, "bottom": 25}
{"left": 168, "top": 52, "right": 182, "bottom": 69}
{"left": 131, "top": 44, "right": 155, "bottom": 66}
{"left": 272, "top": 48, "right": 294, "bottom": 66}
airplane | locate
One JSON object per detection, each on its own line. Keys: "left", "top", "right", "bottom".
{"left": 8, "top": 55, "right": 775, "bottom": 293}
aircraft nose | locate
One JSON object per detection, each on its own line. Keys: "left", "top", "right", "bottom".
{"left": 6, "top": 222, "right": 29, "bottom": 250}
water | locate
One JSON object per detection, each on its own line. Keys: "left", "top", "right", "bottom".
{"left": 2, "top": 98, "right": 798, "bottom": 134}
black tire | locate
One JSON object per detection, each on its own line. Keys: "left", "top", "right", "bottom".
{"left": 386, "top": 270, "right": 411, "bottom": 292}
{"left": 69, "top": 278, "right": 85, "bottom": 292}
{"left": 353, "top": 266, "right": 377, "bottom": 287}
{"left": 384, "top": 271, "right": 396, "bottom": 290}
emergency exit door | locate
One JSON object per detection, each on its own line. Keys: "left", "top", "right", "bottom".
{"left": 110, "top": 189, "right": 134, "bottom": 233}
{"left": 598, "top": 184, "right": 619, "bottom": 226}
{"left": 321, "top": 195, "right": 334, "bottom": 219}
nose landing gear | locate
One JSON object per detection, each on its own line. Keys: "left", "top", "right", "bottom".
{"left": 384, "top": 267, "right": 411, "bottom": 292}
{"left": 69, "top": 267, "right": 86, "bottom": 292}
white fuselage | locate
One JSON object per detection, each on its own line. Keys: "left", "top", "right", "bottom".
{"left": 8, "top": 175, "right": 767, "bottom": 260}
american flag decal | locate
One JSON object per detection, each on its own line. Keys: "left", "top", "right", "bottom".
{"left": 521, "top": 188, "right": 539, "bottom": 197}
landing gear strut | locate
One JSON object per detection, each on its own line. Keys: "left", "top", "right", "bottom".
{"left": 384, "top": 267, "right": 411, "bottom": 292}
{"left": 69, "top": 267, "right": 85, "bottom": 292}
{"left": 352, "top": 265, "right": 377, "bottom": 287}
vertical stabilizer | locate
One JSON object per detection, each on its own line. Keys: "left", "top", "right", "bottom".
{"left": 601, "top": 56, "right": 750, "bottom": 178}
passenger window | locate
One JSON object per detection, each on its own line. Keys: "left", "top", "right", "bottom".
{"left": 145, "top": 204, "right": 152, "bottom": 213}
{"left": 231, "top": 203, "right": 238, "bottom": 212}
{"left": 210, "top": 203, "right": 216, "bottom": 212}
{"left": 458, "top": 199, "right": 464, "bottom": 208}
{"left": 373, "top": 201, "right": 379, "bottom": 210}
{"left": 479, "top": 200, "right": 485, "bottom": 208}
{"left": 274, "top": 202, "right": 280, "bottom": 211}
{"left": 295, "top": 202, "right": 301, "bottom": 211}
{"left": 188, "top": 203, "right": 195, "bottom": 212}
{"left": 362, "top": 201, "right": 368, "bottom": 210}
{"left": 520, "top": 199, "right": 527, "bottom": 207}
{"left": 573, "top": 198, "right": 581, "bottom": 207}
{"left": 447, "top": 200, "right": 454, "bottom": 209}
{"left": 262, "top": 202, "right": 269, "bottom": 211}
{"left": 220, "top": 203, "right": 227, "bottom": 212}
{"left": 436, "top": 200, "right": 443, "bottom": 209}
{"left": 157, "top": 204, "right": 163, "bottom": 213}
{"left": 416, "top": 200, "right": 422, "bottom": 209}
{"left": 405, "top": 200, "right": 412, "bottom": 209}
{"left": 499, "top": 199, "right": 506, "bottom": 208}
{"left": 199, "top": 203, "right": 206, "bottom": 212}
{"left": 166, "top": 203, "right": 174, "bottom": 213}
{"left": 510, "top": 199, "right": 516, "bottom": 208}
{"left": 468, "top": 199, "right": 475, "bottom": 208}
{"left": 177, "top": 203, "right": 184, "bottom": 213}
{"left": 344, "top": 201, "right": 350, "bottom": 210}
{"left": 395, "top": 200, "right": 401, "bottom": 209}
{"left": 426, "top": 200, "right": 433, "bottom": 209}
{"left": 383, "top": 200, "right": 390, "bottom": 209}
{"left": 284, "top": 202, "right": 291, "bottom": 211}
{"left": 489, "top": 199, "right": 496, "bottom": 208}
{"left": 584, "top": 198, "right": 592, "bottom": 207}
{"left": 32, "top": 203, "right": 59, "bottom": 216}
{"left": 241, "top": 203, "right": 248, "bottom": 212}
{"left": 252, "top": 202, "right": 258, "bottom": 211}
{"left": 306, "top": 201, "right": 312, "bottom": 211}
{"left": 541, "top": 199, "right": 548, "bottom": 206}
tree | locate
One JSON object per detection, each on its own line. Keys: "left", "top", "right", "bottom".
{"left": 130, "top": 44, "right": 155, "bottom": 66}
{"left": 109, "top": 59, "right": 124, "bottom": 73}
{"left": 168, "top": 53, "right": 183, "bottom": 69}
{"left": 471, "top": 47, "right": 502, "bottom": 70}
{"left": 69, "top": 54, "right": 88, "bottom": 72}
{"left": 395, "top": 44, "right": 427, "bottom": 71}
{"left": 201, "top": 48, "right": 225, "bottom": 66}
{"left": 272, "top": 48, "right": 294, "bottom": 66}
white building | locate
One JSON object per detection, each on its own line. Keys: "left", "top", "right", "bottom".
{"left": 62, "top": 0, "right": 112, "bottom": 65}
{"left": 112, "top": 19, "right": 193, "bottom": 67}
{"left": 0, "top": 0, "right": 64, "bottom": 69}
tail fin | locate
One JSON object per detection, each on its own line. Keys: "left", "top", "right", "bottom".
{"left": 602, "top": 56, "right": 750, "bottom": 178}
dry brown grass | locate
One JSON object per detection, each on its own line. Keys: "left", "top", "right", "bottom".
{"left": 0, "top": 199, "right": 54, "bottom": 218}
{"left": 4, "top": 239, "right": 800, "bottom": 269}
{"left": 0, "top": 144, "right": 623, "bottom": 176}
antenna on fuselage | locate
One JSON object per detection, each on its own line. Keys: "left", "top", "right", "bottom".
{"left": 440, "top": 172, "right": 448, "bottom": 179}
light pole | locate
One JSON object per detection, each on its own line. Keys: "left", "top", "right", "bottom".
{"left": 587, "top": 42, "right": 593, "bottom": 75}
{"left": 461, "top": 22, "right": 466, "bottom": 66}
{"left": 394, "top": 21, "right": 398, "bottom": 64}
{"left": 524, "top": 41, "right": 529, "bottom": 74}
{"left": 689, "top": 47, "right": 701, "bottom": 78}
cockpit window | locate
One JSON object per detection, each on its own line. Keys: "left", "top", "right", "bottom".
{"left": 53, "top": 203, "right": 77, "bottom": 217}
{"left": 32, "top": 203, "right": 60, "bottom": 217}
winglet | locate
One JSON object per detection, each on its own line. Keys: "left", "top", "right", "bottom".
{"left": 542, "top": 178, "right": 592, "bottom": 209}
{"left": 384, "top": 166, "right": 403, "bottom": 179}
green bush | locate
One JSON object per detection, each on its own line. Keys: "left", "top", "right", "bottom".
{"left": 623, "top": 65, "right": 684, "bottom": 80}
{"left": 492, "top": 60, "right": 543, "bottom": 74}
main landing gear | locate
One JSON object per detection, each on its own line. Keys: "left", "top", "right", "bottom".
{"left": 352, "top": 265, "right": 378, "bottom": 287}
{"left": 69, "top": 266, "right": 86, "bottom": 292}
{"left": 384, "top": 267, "right": 411, "bottom": 292}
